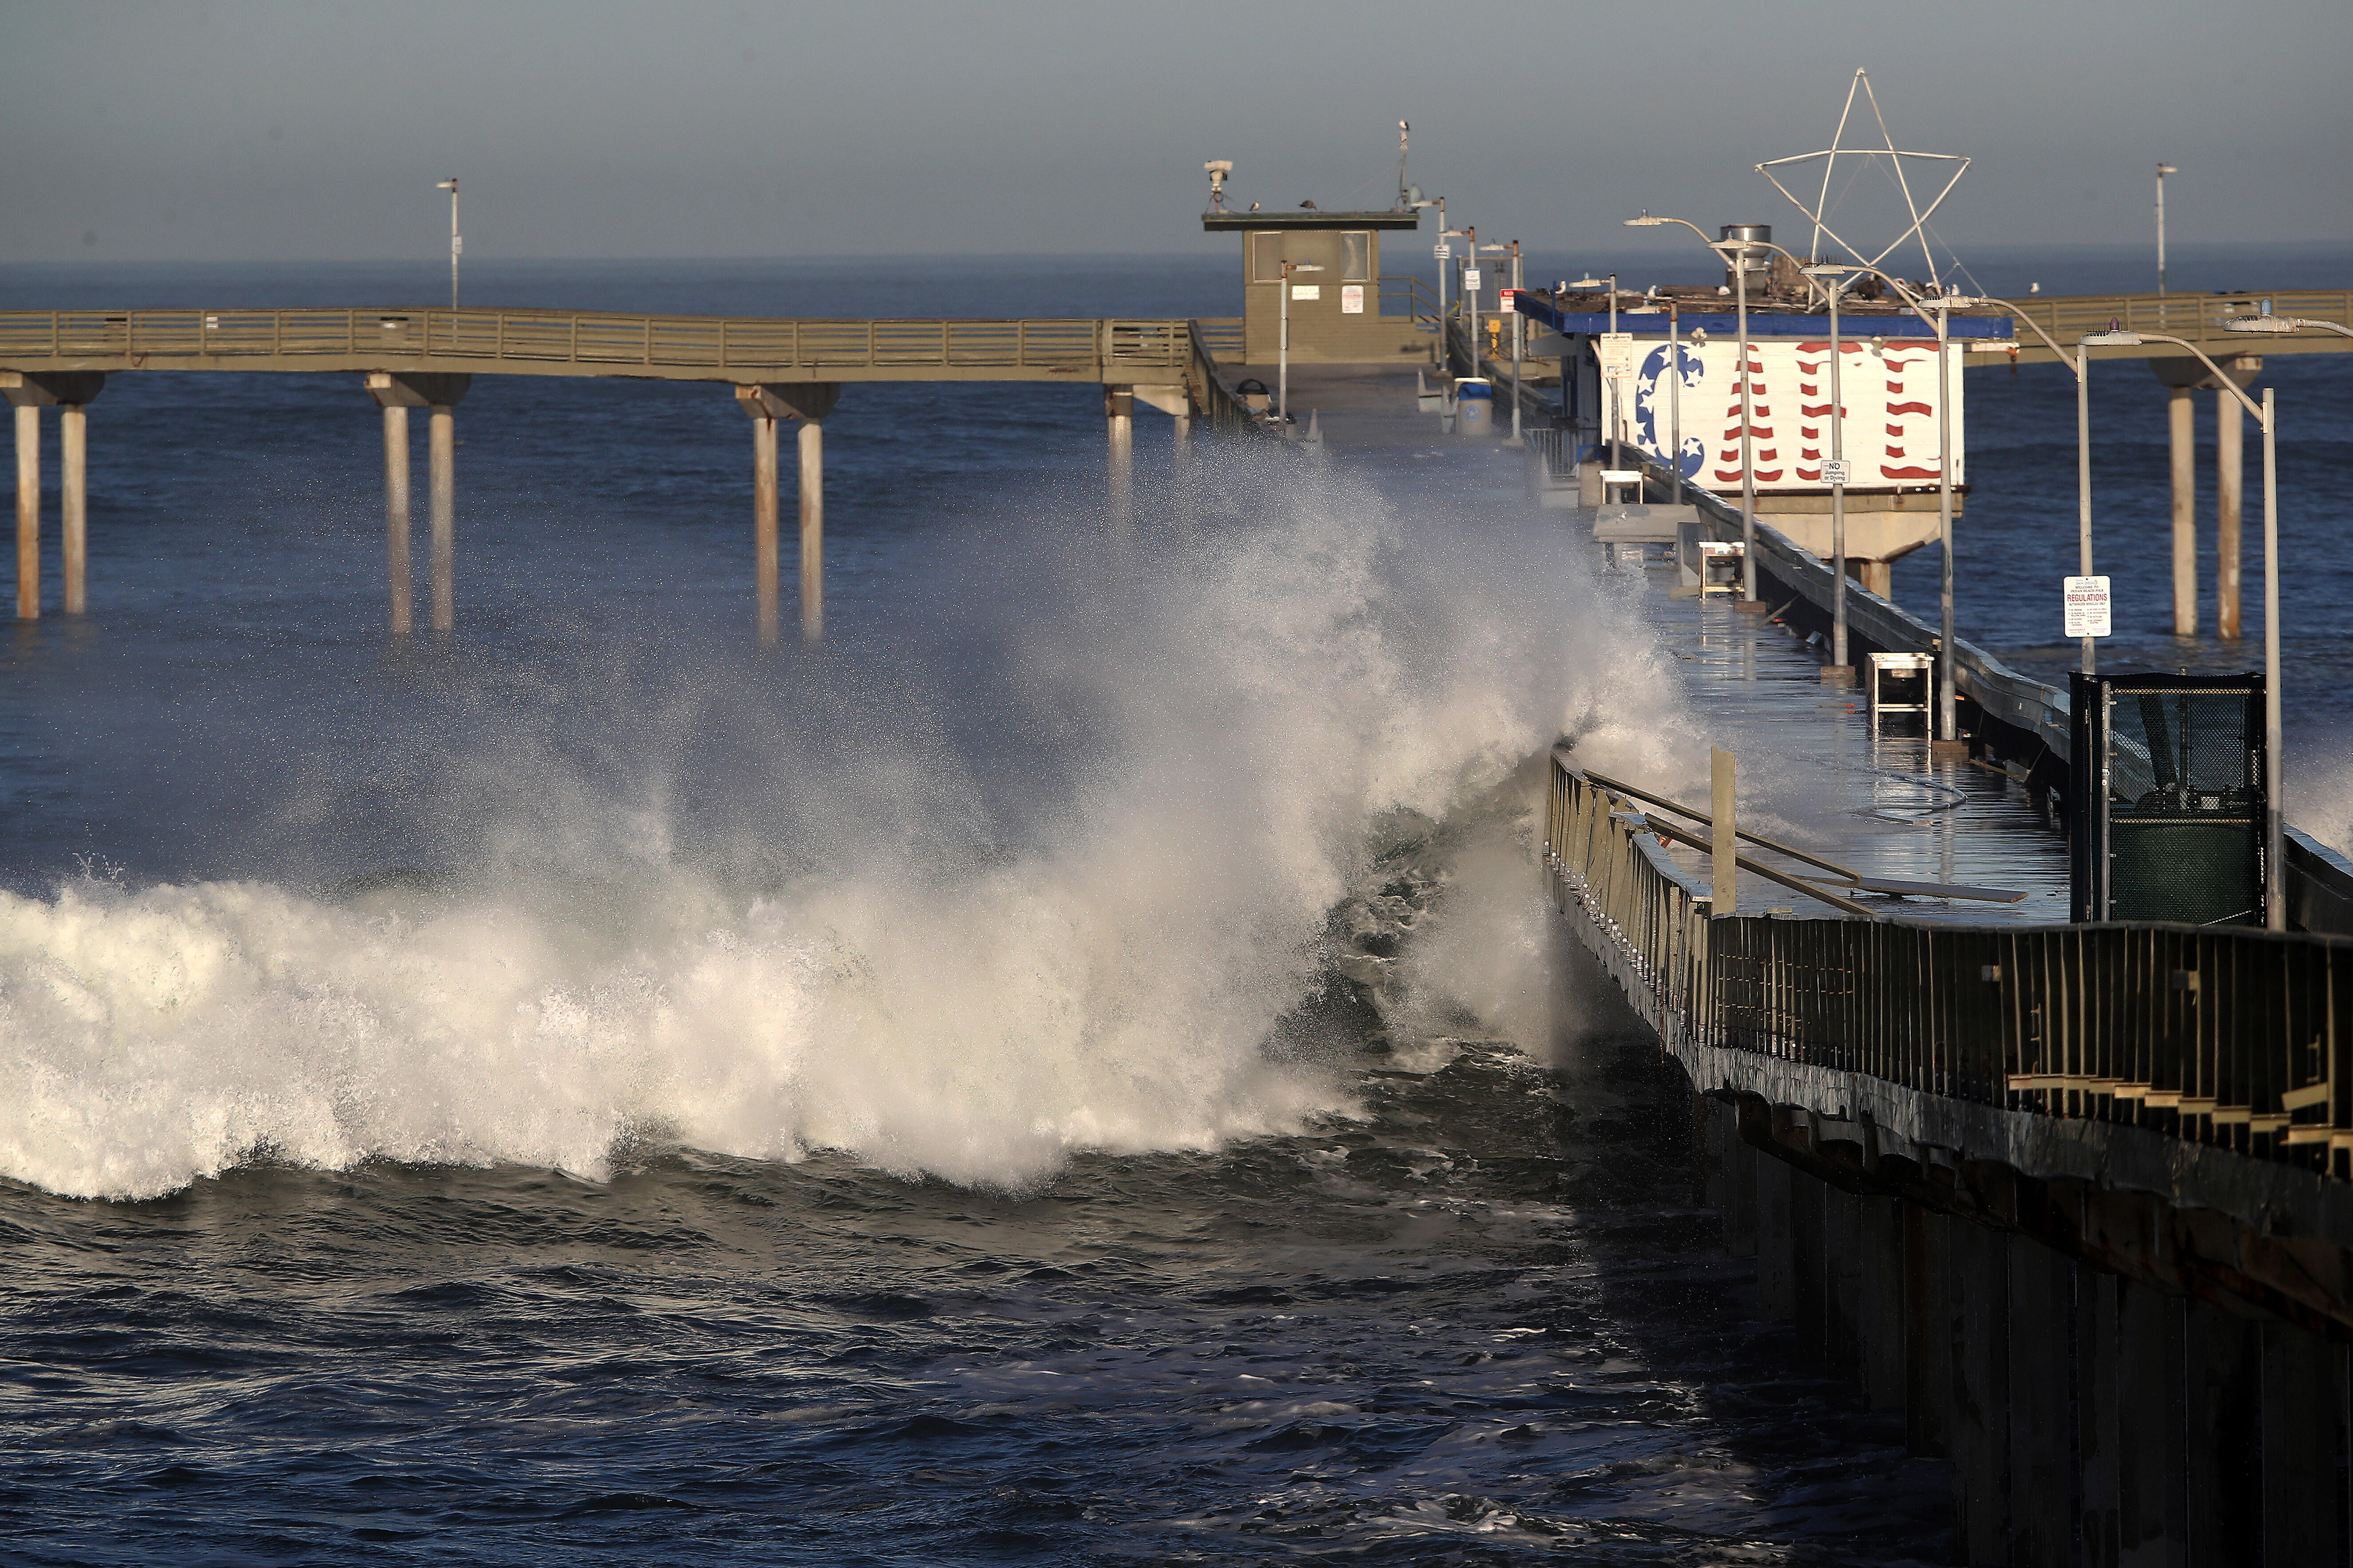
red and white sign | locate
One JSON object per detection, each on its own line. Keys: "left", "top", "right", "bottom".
{"left": 1341, "top": 283, "right": 1365, "bottom": 314}
{"left": 1623, "top": 337, "right": 1965, "bottom": 494}
{"left": 1499, "top": 287, "right": 1519, "bottom": 310}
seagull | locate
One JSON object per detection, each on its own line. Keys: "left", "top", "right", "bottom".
{"left": 1298, "top": 199, "right": 1318, "bottom": 210}
{"left": 1248, "top": 201, "right": 1261, "bottom": 211}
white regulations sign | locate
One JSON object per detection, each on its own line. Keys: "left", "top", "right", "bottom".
{"left": 1597, "top": 332, "right": 1639, "bottom": 377}
{"left": 2063, "top": 575, "right": 2112, "bottom": 638}
{"left": 1340, "top": 283, "right": 1364, "bottom": 314}
{"left": 1820, "top": 457, "right": 1853, "bottom": 486}
{"left": 1462, "top": 268, "right": 1482, "bottom": 290}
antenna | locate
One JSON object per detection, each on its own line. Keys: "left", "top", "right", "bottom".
{"left": 1397, "top": 121, "right": 1410, "bottom": 210}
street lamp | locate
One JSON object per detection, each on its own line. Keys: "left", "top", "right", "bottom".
{"left": 1277, "top": 260, "right": 1324, "bottom": 423}
{"left": 1968, "top": 298, "right": 2097, "bottom": 675}
{"left": 1412, "top": 197, "right": 1447, "bottom": 363}
{"left": 2092, "top": 322, "right": 2284, "bottom": 931}
{"left": 1507, "top": 239, "right": 1524, "bottom": 439}
{"left": 2225, "top": 311, "right": 2353, "bottom": 340}
{"left": 2155, "top": 163, "right": 2177, "bottom": 297}
{"left": 1800, "top": 265, "right": 1860, "bottom": 672}
{"left": 1624, "top": 213, "right": 1775, "bottom": 602}
{"left": 1435, "top": 219, "right": 1467, "bottom": 375}
{"left": 1570, "top": 274, "right": 1622, "bottom": 474}
{"left": 436, "top": 178, "right": 460, "bottom": 310}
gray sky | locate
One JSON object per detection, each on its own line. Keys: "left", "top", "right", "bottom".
{"left": 2, "top": 0, "right": 2346, "bottom": 266}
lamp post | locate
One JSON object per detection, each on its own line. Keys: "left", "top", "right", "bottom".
{"left": 2094, "top": 323, "right": 2284, "bottom": 931}
{"left": 1412, "top": 197, "right": 1446, "bottom": 362}
{"left": 1435, "top": 218, "right": 1466, "bottom": 376}
{"left": 1973, "top": 298, "right": 2096, "bottom": 673}
{"left": 1508, "top": 239, "right": 1524, "bottom": 439}
{"left": 1800, "top": 265, "right": 1858, "bottom": 671}
{"left": 436, "top": 178, "right": 460, "bottom": 310}
{"left": 1570, "top": 275, "right": 1621, "bottom": 473}
{"left": 2155, "top": 163, "right": 2177, "bottom": 297}
{"left": 1277, "top": 260, "right": 1323, "bottom": 422}
{"left": 1462, "top": 227, "right": 1483, "bottom": 384}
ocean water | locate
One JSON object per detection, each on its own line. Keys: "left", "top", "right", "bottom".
{"left": 0, "top": 249, "right": 2341, "bottom": 1563}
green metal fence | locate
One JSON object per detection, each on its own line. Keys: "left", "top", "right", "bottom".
{"left": 1546, "top": 753, "right": 2353, "bottom": 1178}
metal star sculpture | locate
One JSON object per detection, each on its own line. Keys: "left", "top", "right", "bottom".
{"left": 1756, "top": 69, "right": 1969, "bottom": 293}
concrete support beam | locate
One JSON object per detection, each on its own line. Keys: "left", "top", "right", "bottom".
{"left": 2216, "top": 389, "right": 2243, "bottom": 641}
{"left": 1823, "top": 1184, "right": 1865, "bottom": 1380}
{"left": 750, "top": 414, "right": 779, "bottom": 645}
{"left": 2182, "top": 1300, "right": 2259, "bottom": 1564}
{"left": 2114, "top": 1279, "right": 2186, "bottom": 1565}
{"left": 381, "top": 405, "right": 411, "bottom": 634}
{"left": 798, "top": 420, "right": 823, "bottom": 643}
{"left": 59, "top": 406, "right": 86, "bottom": 615}
{"left": 2168, "top": 386, "right": 2197, "bottom": 637}
{"left": 2259, "top": 1323, "right": 2342, "bottom": 1568}
{"left": 367, "top": 374, "right": 469, "bottom": 634}
{"left": 1858, "top": 1196, "right": 1908, "bottom": 1413}
{"left": 428, "top": 405, "right": 455, "bottom": 632}
{"left": 13, "top": 403, "right": 35, "bottom": 620}
{"left": 1105, "top": 385, "right": 1134, "bottom": 529}
{"left": 1951, "top": 1219, "right": 2010, "bottom": 1566}
{"left": 1755, "top": 1149, "right": 1795, "bottom": 1321}
{"left": 2008, "top": 1237, "right": 2075, "bottom": 1566}
{"left": 735, "top": 384, "right": 839, "bottom": 645}
{"left": 1790, "top": 1170, "right": 1828, "bottom": 1360}
{"left": 1906, "top": 1208, "right": 1954, "bottom": 1458}
{"left": 2153, "top": 355, "right": 2258, "bottom": 643}
{"left": 1723, "top": 1123, "right": 1759, "bottom": 1256}
{"left": 5, "top": 372, "right": 107, "bottom": 621}
{"left": 2076, "top": 1270, "right": 2123, "bottom": 1568}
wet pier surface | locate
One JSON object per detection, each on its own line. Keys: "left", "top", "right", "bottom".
{"left": 1278, "top": 362, "right": 2073, "bottom": 926}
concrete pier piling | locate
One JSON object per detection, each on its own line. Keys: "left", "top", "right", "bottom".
{"left": 1105, "top": 385, "right": 1134, "bottom": 528}
{"left": 428, "top": 405, "right": 455, "bottom": 632}
{"left": 750, "top": 413, "right": 780, "bottom": 645}
{"left": 2217, "top": 384, "right": 2244, "bottom": 641}
{"left": 381, "top": 405, "right": 412, "bottom": 634}
{"left": 736, "top": 384, "right": 838, "bottom": 645}
{"left": 12, "top": 403, "right": 33, "bottom": 620}
{"left": 1684, "top": 1093, "right": 2353, "bottom": 1566}
{"left": 2168, "top": 384, "right": 2197, "bottom": 636}
{"left": 798, "top": 419, "right": 822, "bottom": 643}
{"left": 5, "top": 371, "right": 106, "bottom": 618}
{"left": 366, "top": 373, "right": 470, "bottom": 635}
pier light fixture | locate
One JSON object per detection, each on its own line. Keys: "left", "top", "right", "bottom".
{"left": 1571, "top": 275, "right": 1624, "bottom": 471}
{"left": 2155, "top": 163, "right": 2178, "bottom": 296}
{"left": 2227, "top": 313, "right": 2353, "bottom": 340}
{"left": 435, "top": 178, "right": 460, "bottom": 310}
{"left": 2091, "top": 328, "right": 2286, "bottom": 930}
{"left": 1276, "top": 260, "right": 1325, "bottom": 424}
{"left": 1802, "top": 264, "right": 1862, "bottom": 669}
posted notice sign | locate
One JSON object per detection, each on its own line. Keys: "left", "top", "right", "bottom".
{"left": 1597, "top": 332, "right": 1638, "bottom": 377}
{"left": 2063, "top": 575, "right": 2112, "bottom": 638}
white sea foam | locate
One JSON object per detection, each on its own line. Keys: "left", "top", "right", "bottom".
{"left": 0, "top": 451, "right": 1693, "bottom": 1200}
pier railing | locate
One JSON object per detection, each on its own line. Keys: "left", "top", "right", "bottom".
{"left": 1546, "top": 755, "right": 2353, "bottom": 1178}
{"left": 0, "top": 308, "right": 1202, "bottom": 385}
{"left": 1992, "top": 289, "right": 2352, "bottom": 364}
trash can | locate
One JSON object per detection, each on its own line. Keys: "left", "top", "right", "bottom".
{"left": 1455, "top": 377, "right": 1493, "bottom": 430}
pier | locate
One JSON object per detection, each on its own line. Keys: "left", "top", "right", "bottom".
{"left": 1212, "top": 212, "right": 2349, "bottom": 1556}
{"left": 0, "top": 309, "right": 1250, "bottom": 641}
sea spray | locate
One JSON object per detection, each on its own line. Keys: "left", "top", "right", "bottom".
{"left": 0, "top": 448, "right": 1700, "bottom": 1200}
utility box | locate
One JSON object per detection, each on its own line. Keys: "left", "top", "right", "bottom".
{"left": 2069, "top": 673, "right": 2266, "bottom": 926}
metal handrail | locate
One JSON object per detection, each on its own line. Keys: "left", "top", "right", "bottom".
{"left": 0, "top": 307, "right": 1201, "bottom": 377}
{"left": 1546, "top": 756, "right": 2353, "bottom": 1176}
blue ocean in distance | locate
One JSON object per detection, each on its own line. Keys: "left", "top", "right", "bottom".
{"left": 0, "top": 242, "right": 2344, "bottom": 1565}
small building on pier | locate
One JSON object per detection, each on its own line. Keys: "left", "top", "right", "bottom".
{"left": 1201, "top": 207, "right": 1428, "bottom": 365}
